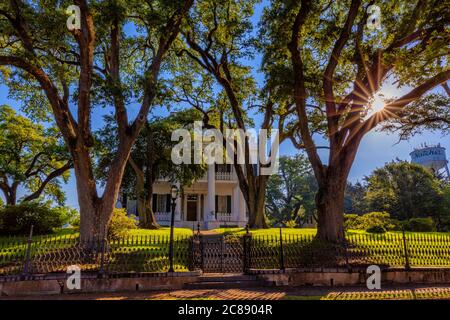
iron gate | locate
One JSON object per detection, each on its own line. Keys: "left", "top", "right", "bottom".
{"left": 192, "top": 235, "right": 245, "bottom": 273}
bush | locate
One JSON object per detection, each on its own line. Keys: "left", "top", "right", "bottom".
{"left": 108, "top": 208, "right": 137, "bottom": 239}
{"left": 284, "top": 220, "right": 297, "bottom": 228}
{"left": 405, "top": 217, "right": 436, "bottom": 232}
{"left": 344, "top": 212, "right": 397, "bottom": 231}
{"left": 71, "top": 215, "right": 80, "bottom": 228}
{"left": 366, "top": 225, "right": 386, "bottom": 234}
{"left": 344, "top": 214, "right": 360, "bottom": 230}
{"left": 0, "top": 201, "right": 68, "bottom": 235}
{"left": 438, "top": 216, "right": 450, "bottom": 232}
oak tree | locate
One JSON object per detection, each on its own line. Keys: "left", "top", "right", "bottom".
{"left": 263, "top": 0, "right": 449, "bottom": 241}
{"left": 0, "top": 105, "right": 71, "bottom": 205}
{"left": 0, "top": 0, "right": 193, "bottom": 239}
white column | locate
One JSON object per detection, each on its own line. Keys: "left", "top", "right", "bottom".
{"left": 206, "top": 164, "right": 216, "bottom": 221}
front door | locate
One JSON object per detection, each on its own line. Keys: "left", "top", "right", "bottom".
{"left": 187, "top": 195, "right": 197, "bottom": 221}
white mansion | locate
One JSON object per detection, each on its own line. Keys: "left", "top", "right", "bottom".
{"left": 120, "top": 164, "right": 248, "bottom": 230}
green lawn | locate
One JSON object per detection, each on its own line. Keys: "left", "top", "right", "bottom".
{"left": 2, "top": 227, "right": 450, "bottom": 274}
{"left": 214, "top": 227, "right": 317, "bottom": 236}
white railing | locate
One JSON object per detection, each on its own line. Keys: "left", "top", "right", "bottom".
{"left": 216, "top": 171, "right": 233, "bottom": 180}
{"left": 155, "top": 212, "right": 171, "bottom": 222}
{"left": 216, "top": 212, "right": 233, "bottom": 222}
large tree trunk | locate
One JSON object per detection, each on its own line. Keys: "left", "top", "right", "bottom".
{"left": 128, "top": 157, "right": 159, "bottom": 229}
{"left": 76, "top": 142, "right": 130, "bottom": 241}
{"left": 247, "top": 177, "right": 268, "bottom": 229}
{"left": 315, "top": 178, "right": 346, "bottom": 243}
{"left": 142, "top": 183, "right": 159, "bottom": 229}
{"left": 314, "top": 146, "right": 358, "bottom": 243}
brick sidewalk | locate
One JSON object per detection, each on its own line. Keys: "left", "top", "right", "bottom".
{"left": 2, "top": 285, "right": 450, "bottom": 300}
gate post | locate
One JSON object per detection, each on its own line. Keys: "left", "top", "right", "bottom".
{"left": 22, "top": 225, "right": 34, "bottom": 278}
{"left": 279, "top": 227, "right": 285, "bottom": 271}
{"left": 243, "top": 225, "right": 252, "bottom": 274}
{"left": 199, "top": 234, "right": 204, "bottom": 271}
{"left": 98, "top": 237, "right": 107, "bottom": 278}
{"left": 402, "top": 228, "right": 411, "bottom": 270}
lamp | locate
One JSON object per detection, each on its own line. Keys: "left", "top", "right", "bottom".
{"left": 171, "top": 184, "right": 179, "bottom": 201}
{"left": 168, "top": 184, "right": 179, "bottom": 273}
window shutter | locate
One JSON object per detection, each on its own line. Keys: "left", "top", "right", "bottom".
{"left": 226, "top": 195, "right": 231, "bottom": 213}
{"left": 215, "top": 195, "right": 218, "bottom": 213}
{"left": 152, "top": 194, "right": 157, "bottom": 212}
{"left": 166, "top": 194, "right": 171, "bottom": 212}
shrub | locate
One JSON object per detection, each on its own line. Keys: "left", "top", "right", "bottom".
{"left": 344, "top": 214, "right": 360, "bottom": 230}
{"left": 438, "top": 216, "right": 450, "bottom": 232}
{"left": 405, "top": 217, "right": 436, "bottom": 232}
{"left": 366, "top": 225, "right": 386, "bottom": 234}
{"left": 284, "top": 220, "right": 297, "bottom": 228}
{"left": 108, "top": 208, "right": 137, "bottom": 239}
{"left": 71, "top": 215, "right": 80, "bottom": 228}
{"left": 0, "top": 201, "right": 67, "bottom": 235}
{"left": 359, "top": 212, "right": 395, "bottom": 230}
{"left": 344, "top": 212, "right": 396, "bottom": 231}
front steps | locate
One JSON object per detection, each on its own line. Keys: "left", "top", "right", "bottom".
{"left": 184, "top": 273, "right": 274, "bottom": 289}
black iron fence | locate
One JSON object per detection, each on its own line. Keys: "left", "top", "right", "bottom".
{"left": 0, "top": 233, "right": 194, "bottom": 277}
{"left": 1, "top": 229, "right": 450, "bottom": 278}
{"left": 247, "top": 231, "right": 450, "bottom": 270}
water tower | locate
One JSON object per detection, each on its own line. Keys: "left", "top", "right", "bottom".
{"left": 410, "top": 143, "right": 450, "bottom": 179}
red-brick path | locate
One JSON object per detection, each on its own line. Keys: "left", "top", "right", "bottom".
{"left": 2, "top": 285, "right": 450, "bottom": 300}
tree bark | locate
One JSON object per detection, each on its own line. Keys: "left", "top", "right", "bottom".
{"left": 246, "top": 177, "right": 268, "bottom": 229}
{"left": 315, "top": 175, "right": 347, "bottom": 243}
{"left": 143, "top": 183, "right": 159, "bottom": 229}
{"left": 128, "top": 157, "right": 159, "bottom": 229}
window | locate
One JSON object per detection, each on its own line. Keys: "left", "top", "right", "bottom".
{"left": 215, "top": 164, "right": 232, "bottom": 173}
{"left": 152, "top": 194, "right": 170, "bottom": 212}
{"left": 215, "top": 195, "right": 231, "bottom": 213}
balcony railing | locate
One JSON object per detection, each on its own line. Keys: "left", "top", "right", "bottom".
{"left": 216, "top": 171, "right": 233, "bottom": 180}
{"left": 216, "top": 212, "right": 232, "bottom": 222}
{"left": 155, "top": 211, "right": 170, "bottom": 222}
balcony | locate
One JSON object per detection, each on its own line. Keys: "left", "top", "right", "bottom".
{"left": 216, "top": 212, "right": 232, "bottom": 222}
{"left": 215, "top": 171, "right": 233, "bottom": 180}
{"left": 155, "top": 211, "right": 170, "bottom": 222}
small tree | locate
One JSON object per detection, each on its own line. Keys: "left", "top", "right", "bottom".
{"left": 365, "top": 161, "right": 444, "bottom": 221}
{"left": 96, "top": 110, "right": 207, "bottom": 229}
{"left": 178, "top": 0, "right": 299, "bottom": 228}
{"left": 344, "top": 181, "right": 368, "bottom": 215}
{"left": 265, "top": 154, "right": 317, "bottom": 226}
{"left": 0, "top": 105, "right": 71, "bottom": 205}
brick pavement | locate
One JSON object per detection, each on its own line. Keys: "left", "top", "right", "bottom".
{"left": 2, "top": 285, "right": 450, "bottom": 300}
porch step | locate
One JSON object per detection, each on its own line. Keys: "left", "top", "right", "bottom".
{"left": 184, "top": 274, "right": 274, "bottom": 289}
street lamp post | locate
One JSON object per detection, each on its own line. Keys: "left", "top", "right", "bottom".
{"left": 168, "top": 184, "right": 179, "bottom": 273}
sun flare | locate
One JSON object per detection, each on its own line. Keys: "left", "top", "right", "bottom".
{"left": 370, "top": 93, "right": 386, "bottom": 113}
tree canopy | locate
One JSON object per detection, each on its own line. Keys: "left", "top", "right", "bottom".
{"left": 365, "top": 161, "right": 444, "bottom": 221}
{"left": 265, "top": 154, "right": 317, "bottom": 226}
{"left": 0, "top": 105, "right": 71, "bottom": 205}
{"left": 0, "top": 0, "right": 193, "bottom": 239}
{"left": 260, "top": 0, "right": 449, "bottom": 241}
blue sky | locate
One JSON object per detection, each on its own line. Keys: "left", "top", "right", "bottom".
{"left": 0, "top": 2, "right": 449, "bottom": 209}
